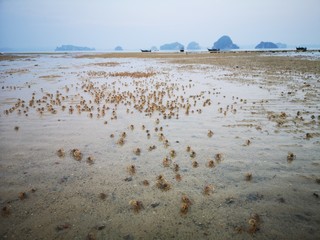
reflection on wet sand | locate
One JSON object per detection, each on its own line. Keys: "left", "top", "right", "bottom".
{"left": 0, "top": 52, "right": 319, "bottom": 239}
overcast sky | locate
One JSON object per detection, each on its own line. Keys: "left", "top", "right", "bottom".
{"left": 0, "top": 0, "right": 319, "bottom": 50}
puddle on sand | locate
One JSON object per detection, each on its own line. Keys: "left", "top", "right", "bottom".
{"left": 0, "top": 53, "right": 319, "bottom": 239}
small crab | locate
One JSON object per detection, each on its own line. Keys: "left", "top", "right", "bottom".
{"left": 215, "top": 153, "right": 223, "bottom": 163}
{"left": 86, "top": 156, "right": 94, "bottom": 165}
{"left": 127, "top": 165, "right": 136, "bottom": 175}
{"left": 244, "top": 172, "right": 252, "bottom": 181}
{"left": 180, "top": 203, "right": 189, "bottom": 215}
{"left": 18, "top": 192, "right": 27, "bottom": 200}
{"left": 203, "top": 184, "right": 214, "bottom": 195}
{"left": 207, "top": 130, "right": 214, "bottom": 137}
{"left": 181, "top": 195, "right": 192, "bottom": 205}
{"left": 142, "top": 180, "right": 149, "bottom": 186}
{"left": 71, "top": 148, "right": 82, "bottom": 161}
{"left": 57, "top": 148, "right": 65, "bottom": 158}
{"left": 207, "top": 160, "right": 215, "bottom": 168}
{"left": 192, "top": 161, "right": 199, "bottom": 168}
{"left": 162, "top": 157, "right": 171, "bottom": 167}
{"left": 129, "top": 200, "right": 144, "bottom": 213}
{"left": 175, "top": 173, "right": 182, "bottom": 182}
{"left": 133, "top": 148, "right": 141, "bottom": 156}
{"left": 287, "top": 152, "right": 296, "bottom": 162}
{"left": 170, "top": 150, "right": 177, "bottom": 158}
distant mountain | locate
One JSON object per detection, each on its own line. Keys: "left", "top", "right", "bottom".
{"left": 255, "top": 41, "right": 278, "bottom": 49}
{"left": 114, "top": 46, "right": 123, "bottom": 51}
{"left": 213, "top": 35, "right": 239, "bottom": 50}
{"left": 55, "top": 45, "right": 95, "bottom": 51}
{"left": 160, "top": 42, "right": 184, "bottom": 51}
{"left": 276, "top": 42, "right": 287, "bottom": 48}
{"left": 187, "top": 41, "right": 201, "bottom": 50}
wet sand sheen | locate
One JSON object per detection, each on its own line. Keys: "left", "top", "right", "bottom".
{"left": 0, "top": 52, "right": 319, "bottom": 239}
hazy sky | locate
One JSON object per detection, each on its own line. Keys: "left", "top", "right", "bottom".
{"left": 1, "top": 0, "right": 319, "bottom": 50}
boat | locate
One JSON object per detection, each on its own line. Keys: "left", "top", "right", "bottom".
{"left": 296, "top": 47, "right": 307, "bottom": 52}
{"left": 141, "top": 49, "right": 151, "bottom": 52}
{"left": 207, "top": 48, "right": 220, "bottom": 53}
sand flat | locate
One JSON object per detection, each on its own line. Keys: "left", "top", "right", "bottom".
{"left": 0, "top": 51, "right": 319, "bottom": 239}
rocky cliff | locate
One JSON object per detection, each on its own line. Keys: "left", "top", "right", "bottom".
{"left": 255, "top": 41, "right": 278, "bottom": 49}
{"left": 276, "top": 42, "right": 287, "bottom": 48}
{"left": 160, "top": 42, "right": 184, "bottom": 51}
{"left": 187, "top": 41, "right": 201, "bottom": 50}
{"left": 213, "top": 36, "right": 239, "bottom": 50}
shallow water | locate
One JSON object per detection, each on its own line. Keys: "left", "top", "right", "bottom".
{"left": 265, "top": 50, "right": 320, "bottom": 60}
{"left": 0, "top": 53, "right": 319, "bottom": 239}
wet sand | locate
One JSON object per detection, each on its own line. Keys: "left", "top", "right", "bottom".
{"left": 0, "top": 51, "right": 319, "bottom": 239}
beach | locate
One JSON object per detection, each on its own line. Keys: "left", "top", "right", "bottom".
{"left": 0, "top": 51, "right": 319, "bottom": 239}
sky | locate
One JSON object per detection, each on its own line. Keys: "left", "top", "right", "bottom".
{"left": 0, "top": 0, "right": 319, "bottom": 51}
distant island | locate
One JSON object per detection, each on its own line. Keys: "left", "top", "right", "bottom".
{"left": 187, "top": 41, "right": 201, "bottom": 50}
{"left": 276, "top": 42, "right": 287, "bottom": 48}
{"left": 160, "top": 42, "right": 184, "bottom": 51}
{"left": 114, "top": 46, "right": 123, "bottom": 51}
{"left": 213, "top": 35, "right": 239, "bottom": 50}
{"left": 55, "top": 45, "right": 95, "bottom": 51}
{"left": 255, "top": 41, "right": 278, "bottom": 49}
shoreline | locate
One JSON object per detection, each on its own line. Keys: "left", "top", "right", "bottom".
{"left": 1, "top": 48, "right": 320, "bottom": 56}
